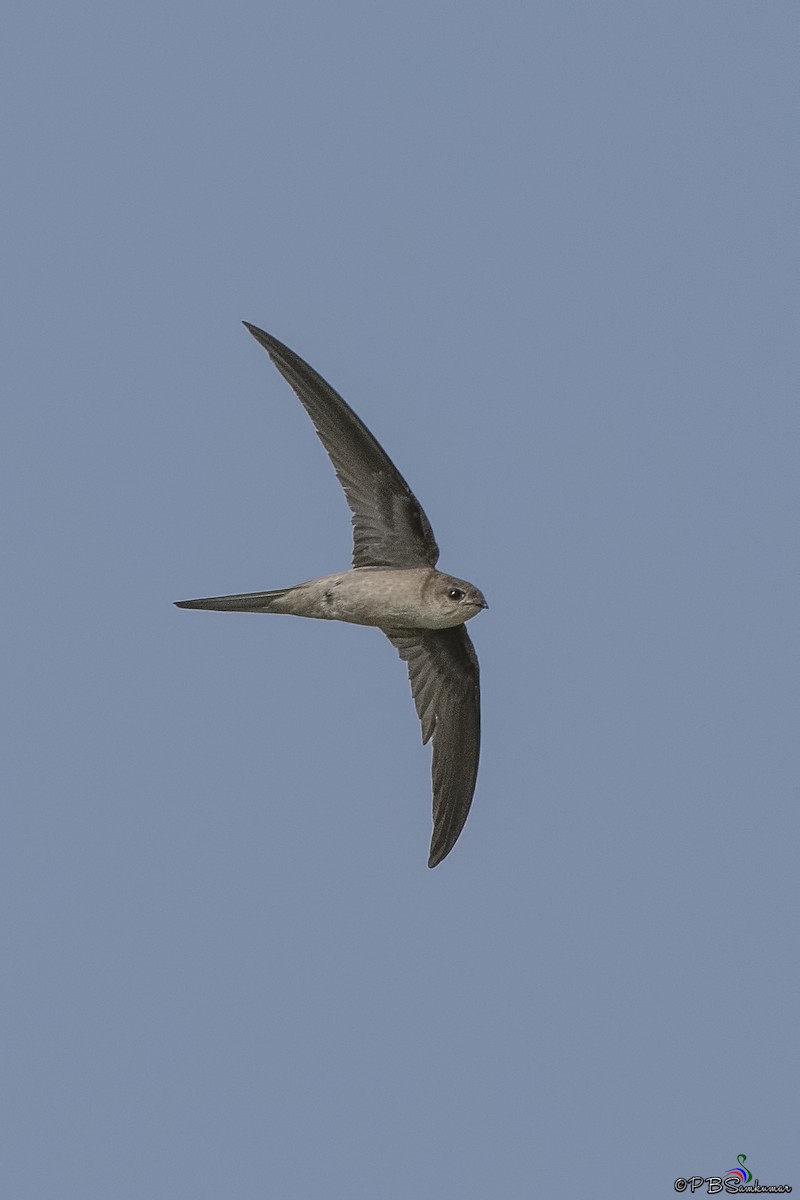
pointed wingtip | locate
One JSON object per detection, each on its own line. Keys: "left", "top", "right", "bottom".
{"left": 242, "top": 320, "right": 264, "bottom": 342}
{"left": 243, "top": 320, "right": 270, "bottom": 345}
{"left": 243, "top": 322, "right": 285, "bottom": 363}
{"left": 427, "top": 845, "right": 448, "bottom": 869}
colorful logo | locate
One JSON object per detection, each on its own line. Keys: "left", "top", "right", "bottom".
{"left": 674, "top": 1152, "right": 792, "bottom": 1194}
{"left": 724, "top": 1154, "right": 753, "bottom": 1185}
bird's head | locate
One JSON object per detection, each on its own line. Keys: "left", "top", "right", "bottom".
{"left": 427, "top": 573, "right": 488, "bottom": 628}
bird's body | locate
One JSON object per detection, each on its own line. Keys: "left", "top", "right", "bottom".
{"left": 177, "top": 565, "right": 484, "bottom": 632}
{"left": 176, "top": 324, "right": 487, "bottom": 867}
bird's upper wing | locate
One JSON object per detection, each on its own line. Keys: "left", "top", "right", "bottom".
{"left": 244, "top": 323, "right": 440, "bottom": 569}
{"left": 386, "top": 625, "right": 480, "bottom": 867}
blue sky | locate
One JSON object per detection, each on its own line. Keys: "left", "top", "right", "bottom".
{"left": 2, "top": 3, "right": 797, "bottom": 1197}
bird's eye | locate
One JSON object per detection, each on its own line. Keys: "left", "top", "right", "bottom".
{"left": 447, "top": 587, "right": 464, "bottom": 601}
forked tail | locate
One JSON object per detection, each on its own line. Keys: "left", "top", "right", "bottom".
{"left": 174, "top": 588, "right": 291, "bottom": 613}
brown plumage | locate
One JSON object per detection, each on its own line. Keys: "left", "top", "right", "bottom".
{"left": 176, "top": 325, "right": 487, "bottom": 867}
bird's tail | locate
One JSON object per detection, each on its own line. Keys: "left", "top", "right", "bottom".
{"left": 174, "top": 588, "right": 292, "bottom": 613}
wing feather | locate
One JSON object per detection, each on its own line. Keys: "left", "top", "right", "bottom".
{"left": 387, "top": 626, "right": 480, "bottom": 867}
{"left": 244, "top": 324, "right": 440, "bottom": 570}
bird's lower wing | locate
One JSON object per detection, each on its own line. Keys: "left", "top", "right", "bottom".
{"left": 386, "top": 625, "right": 480, "bottom": 867}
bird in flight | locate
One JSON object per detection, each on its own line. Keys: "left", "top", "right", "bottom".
{"left": 176, "top": 324, "right": 487, "bottom": 867}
